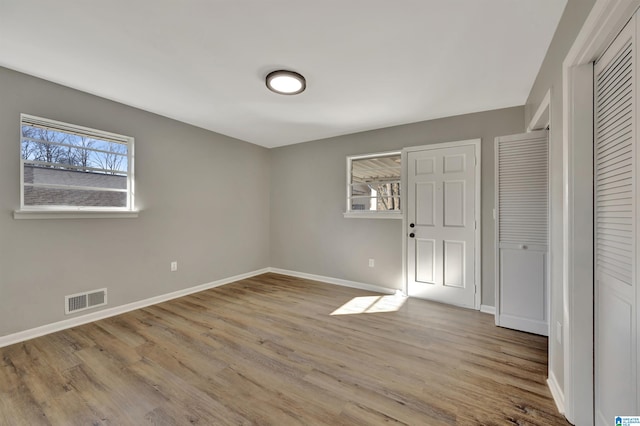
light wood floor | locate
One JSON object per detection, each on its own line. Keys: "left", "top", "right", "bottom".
{"left": 0, "top": 273, "right": 568, "bottom": 425}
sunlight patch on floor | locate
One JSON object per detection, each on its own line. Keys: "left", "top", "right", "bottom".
{"left": 331, "top": 294, "right": 407, "bottom": 316}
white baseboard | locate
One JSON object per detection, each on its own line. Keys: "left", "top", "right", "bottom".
{"left": 547, "top": 370, "right": 565, "bottom": 415}
{"left": 0, "top": 268, "right": 270, "bottom": 349}
{"left": 480, "top": 305, "right": 496, "bottom": 315}
{"left": 268, "top": 268, "right": 397, "bottom": 295}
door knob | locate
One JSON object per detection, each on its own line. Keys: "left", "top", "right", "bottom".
{"left": 410, "top": 223, "right": 415, "bottom": 228}
{"left": 409, "top": 233, "right": 415, "bottom": 238}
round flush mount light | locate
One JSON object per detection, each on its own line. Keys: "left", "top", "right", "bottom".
{"left": 266, "top": 70, "right": 306, "bottom": 95}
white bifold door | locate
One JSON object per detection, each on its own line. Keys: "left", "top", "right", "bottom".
{"left": 405, "top": 140, "right": 480, "bottom": 309}
{"left": 495, "top": 130, "right": 548, "bottom": 336}
{"left": 594, "top": 14, "right": 639, "bottom": 424}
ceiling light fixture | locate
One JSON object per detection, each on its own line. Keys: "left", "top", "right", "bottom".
{"left": 266, "top": 70, "right": 306, "bottom": 95}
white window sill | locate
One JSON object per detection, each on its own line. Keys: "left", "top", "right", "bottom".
{"left": 343, "top": 211, "right": 402, "bottom": 220}
{"left": 14, "top": 210, "right": 139, "bottom": 220}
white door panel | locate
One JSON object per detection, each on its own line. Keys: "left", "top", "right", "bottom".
{"left": 495, "top": 130, "right": 549, "bottom": 336}
{"left": 500, "top": 248, "right": 546, "bottom": 320}
{"left": 443, "top": 181, "right": 466, "bottom": 227}
{"left": 594, "top": 14, "right": 638, "bottom": 423}
{"left": 596, "top": 282, "right": 634, "bottom": 425}
{"left": 406, "top": 143, "right": 478, "bottom": 309}
{"left": 443, "top": 240, "right": 465, "bottom": 288}
{"left": 415, "top": 239, "right": 436, "bottom": 284}
{"left": 415, "top": 182, "right": 435, "bottom": 226}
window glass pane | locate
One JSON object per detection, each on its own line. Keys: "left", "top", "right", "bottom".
{"left": 350, "top": 154, "right": 401, "bottom": 212}
{"left": 352, "top": 183, "right": 374, "bottom": 197}
{"left": 24, "top": 187, "right": 126, "bottom": 207}
{"left": 24, "top": 165, "right": 127, "bottom": 189}
{"left": 351, "top": 155, "right": 401, "bottom": 185}
{"left": 350, "top": 196, "right": 401, "bottom": 212}
{"left": 351, "top": 201, "right": 369, "bottom": 211}
{"left": 91, "top": 148, "right": 128, "bottom": 174}
{"left": 376, "top": 196, "right": 401, "bottom": 211}
{"left": 21, "top": 125, "right": 128, "bottom": 173}
{"left": 19, "top": 115, "right": 133, "bottom": 211}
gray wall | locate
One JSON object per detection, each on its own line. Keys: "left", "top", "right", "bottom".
{"left": 270, "top": 107, "right": 524, "bottom": 307}
{"left": 524, "top": 0, "right": 596, "bottom": 394}
{"left": 0, "top": 66, "right": 271, "bottom": 336}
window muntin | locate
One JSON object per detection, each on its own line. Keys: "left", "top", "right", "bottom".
{"left": 347, "top": 152, "right": 401, "bottom": 214}
{"left": 19, "top": 114, "right": 134, "bottom": 211}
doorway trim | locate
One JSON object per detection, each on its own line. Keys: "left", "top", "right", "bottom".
{"left": 528, "top": 89, "right": 551, "bottom": 132}
{"left": 401, "top": 138, "right": 482, "bottom": 310}
{"left": 563, "top": 0, "right": 640, "bottom": 423}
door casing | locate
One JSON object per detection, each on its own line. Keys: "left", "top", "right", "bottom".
{"left": 562, "top": 1, "right": 640, "bottom": 423}
{"left": 402, "top": 139, "right": 482, "bottom": 310}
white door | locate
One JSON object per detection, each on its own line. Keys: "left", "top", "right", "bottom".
{"left": 495, "top": 131, "right": 549, "bottom": 336}
{"left": 594, "top": 14, "right": 638, "bottom": 424}
{"left": 406, "top": 141, "right": 479, "bottom": 309}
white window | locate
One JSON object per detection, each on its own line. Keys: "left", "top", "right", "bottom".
{"left": 344, "top": 151, "right": 402, "bottom": 219}
{"left": 16, "top": 114, "right": 136, "bottom": 218}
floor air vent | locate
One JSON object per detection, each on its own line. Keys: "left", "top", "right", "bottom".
{"left": 65, "top": 288, "right": 107, "bottom": 314}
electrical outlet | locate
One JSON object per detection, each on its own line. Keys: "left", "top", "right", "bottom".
{"left": 368, "top": 258, "right": 375, "bottom": 268}
{"left": 556, "top": 322, "right": 562, "bottom": 344}
{"left": 170, "top": 261, "right": 178, "bottom": 272}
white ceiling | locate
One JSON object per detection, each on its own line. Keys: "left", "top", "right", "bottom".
{"left": 0, "top": 1, "right": 567, "bottom": 148}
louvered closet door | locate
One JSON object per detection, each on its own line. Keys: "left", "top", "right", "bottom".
{"left": 495, "top": 130, "right": 548, "bottom": 336}
{"left": 594, "top": 15, "right": 638, "bottom": 424}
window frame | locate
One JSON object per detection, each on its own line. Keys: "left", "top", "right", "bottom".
{"left": 343, "top": 150, "right": 402, "bottom": 219}
{"left": 14, "top": 114, "right": 138, "bottom": 219}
